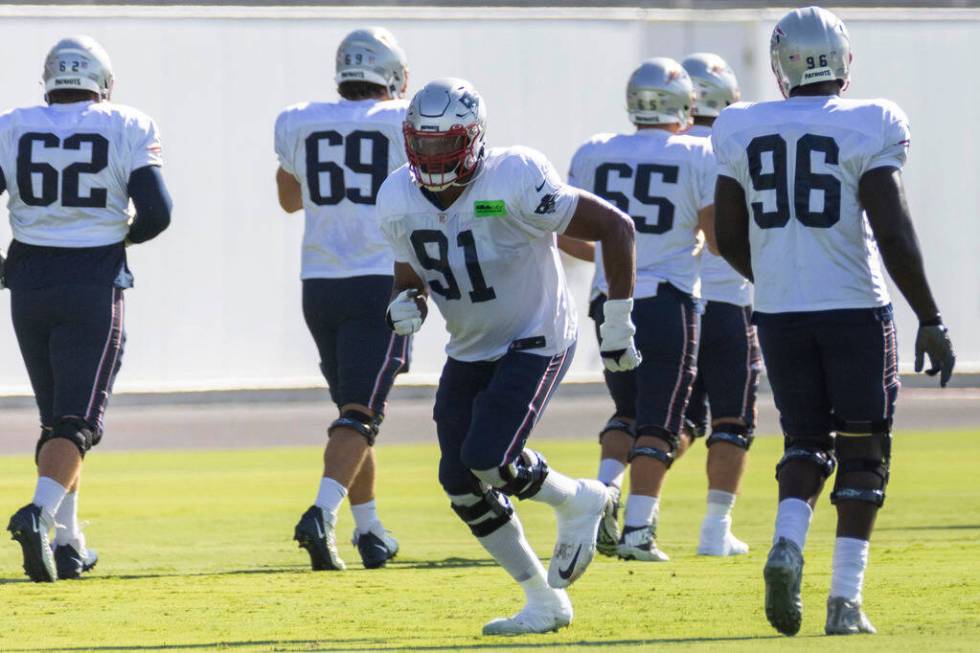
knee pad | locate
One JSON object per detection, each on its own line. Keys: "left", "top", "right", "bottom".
{"left": 599, "top": 415, "right": 636, "bottom": 443}
{"left": 471, "top": 449, "right": 550, "bottom": 500}
{"left": 775, "top": 441, "right": 836, "bottom": 481}
{"left": 636, "top": 424, "right": 680, "bottom": 451}
{"left": 328, "top": 409, "right": 380, "bottom": 445}
{"left": 448, "top": 489, "right": 514, "bottom": 537}
{"left": 831, "top": 430, "right": 891, "bottom": 508}
{"left": 627, "top": 445, "right": 674, "bottom": 469}
{"left": 40, "top": 416, "right": 99, "bottom": 460}
{"left": 707, "top": 424, "right": 754, "bottom": 451}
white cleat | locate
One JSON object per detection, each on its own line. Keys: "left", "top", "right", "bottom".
{"left": 548, "top": 480, "right": 612, "bottom": 588}
{"left": 697, "top": 519, "right": 749, "bottom": 556}
{"left": 482, "top": 589, "right": 573, "bottom": 636}
{"left": 617, "top": 524, "right": 670, "bottom": 562}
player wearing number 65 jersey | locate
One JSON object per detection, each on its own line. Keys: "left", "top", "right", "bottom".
{"left": 4, "top": 36, "right": 173, "bottom": 582}
{"left": 274, "top": 27, "right": 409, "bottom": 572}
{"left": 379, "top": 78, "right": 636, "bottom": 635}
{"left": 560, "top": 58, "right": 715, "bottom": 563}
{"left": 713, "top": 6, "right": 955, "bottom": 637}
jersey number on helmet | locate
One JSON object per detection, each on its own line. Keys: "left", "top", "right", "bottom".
{"left": 17, "top": 132, "right": 109, "bottom": 208}
{"left": 593, "top": 163, "right": 678, "bottom": 234}
{"left": 409, "top": 229, "right": 496, "bottom": 303}
{"left": 305, "top": 130, "right": 389, "bottom": 206}
{"left": 746, "top": 134, "right": 841, "bottom": 229}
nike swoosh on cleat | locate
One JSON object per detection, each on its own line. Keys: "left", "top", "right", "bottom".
{"left": 31, "top": 514, "right": 38, "bottom": 533}
{"left": 558, "top": 544, "right": 582, "bottom": 580}
{"left": 314, "top": 519, "right": 324, "bottom": 539}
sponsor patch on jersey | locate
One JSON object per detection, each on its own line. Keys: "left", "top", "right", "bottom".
{"left": 474, "top": 200, "right": 507, "bottom": 218}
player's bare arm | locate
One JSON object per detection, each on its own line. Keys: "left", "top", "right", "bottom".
{"left": 714, "top": 175, "right": 753, "bottom": 281}
{"left": 697, "top": 204, "right": 719, "bottom": 256}
{"left": 860, "top": 166, "right": 955, "bottom": 385}
{"left": 275, "top": 166, "right": 303, "bottom": 213}
{"left": 562, "top": 192, "right": 636, "bottom": 300}
{"left": 556, "top": 234, "right": 596, "bottom": 262}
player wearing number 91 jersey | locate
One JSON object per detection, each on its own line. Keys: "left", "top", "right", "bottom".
{"left": 713, "top": 6, "right": 955, "bottom": 637}
{"left": 561, "top": 57, "right": 715, "bottom": 564}
{"left": 274, "top": 27, "right": 409, "bottom": 574}
{"left": 379, "top": 78, "right": 637, "bottom": 636}
{"left": 3, "top": 36, "right": 173, "bottom": 583}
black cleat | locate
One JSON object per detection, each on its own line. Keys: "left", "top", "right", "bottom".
{"left": 294, "top": 506, "right": 345, "bottom": 571}
{"left": 7, "top": 504, "right": 57, "bottom": 583}
{"left": 54, "top": 541, "right": 99, "bottom": 579}
{"left": 353, "top": 529, "right": 399, "bottom": 569}
{"left": 764, "top": 537, "right": 805, "bottom": 636}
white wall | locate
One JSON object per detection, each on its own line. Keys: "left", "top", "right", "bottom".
{"left": 0, "top": 6, "right": 976, "bottom": 394}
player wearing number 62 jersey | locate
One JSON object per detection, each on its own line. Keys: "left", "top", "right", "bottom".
{"left": 713, "top": 6, "right": 955, "bottom": 637}
{"left": 3, "top": 36, "right": 173, "bottom": 582}
{"left": 379, "top": 78, "right": 637, "bottom": 635}
{"left": 274, "top": 27, "right": 409, "bottom": 572}
{"left": 560, "top": 57, "right": 715, "bottom": 564}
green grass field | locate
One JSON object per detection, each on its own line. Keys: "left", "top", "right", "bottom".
{"left": 1, "top": 431, "right": 978, "bottom": 652}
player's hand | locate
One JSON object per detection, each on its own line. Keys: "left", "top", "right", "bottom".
{"left": 599, "top": 298, "right": 642, "bottom": 372}
{"left": 386, "top": 289, "right": 424, "bottom": 336}
{"left": 915, "top": 322, "right": 955, "bottom": 387}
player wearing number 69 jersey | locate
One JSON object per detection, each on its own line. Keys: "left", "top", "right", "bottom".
{"left": 379, "top": 78, "right": 636, "bottom": 635}
{"left": 713, "top": 6, "right": 955, "bottom": 637}
{"left": 560, "top": 58, "right": 716, "bottom": 563}
{"left": 274, "top": 27, "right": 409, "bottom": 572}
{"left": 4, "top": 36, "right": 173, "bottom": 582}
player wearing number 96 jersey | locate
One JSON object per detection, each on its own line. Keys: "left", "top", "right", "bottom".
{"left": 713, "top": 6, "right": 955, "bottom": 637}
{"left": 3, "top": 36, "right": 173, "bottom": 583}
{"left": 560, "top": 57, "right": 715, "bottom": 564}
{"left": 274, "top": 27, "right": 409, "bottom": 573}
{"left": 379, "top": 78, "right": 636, "bottom": 636}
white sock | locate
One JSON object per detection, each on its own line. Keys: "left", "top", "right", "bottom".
{"left": 830, "top": 537, "right": 870, "bottom": 602}
{"left": 705, "top": 489, "right": 736, "bottom": 521}
{"left": 772, "top": 498, "right": 813, "bottom": 550}
{"left": 315, "top": 477, "right": 347, "bottom": 519}
{"left": 32, "top": 477, "right": 67, "bottom": 524}
{"left": 597, "top": 459, "right": 626, "bottom": 488}
{"left": 350, "top": 499, "right": 380, "bottom": 535}
{"left": 529, "top": 468, "right": 578, "bottom": 509}
{"left": 54, "top": 491, "right": 80, "bottom": 546}
{"left": 624, "top": 494, "right": 659, "bottom": 528}
{"left": 477, "top": 513, "right": 549, "bottom": 591}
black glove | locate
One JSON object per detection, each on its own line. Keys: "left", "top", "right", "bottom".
{"left": 914, "top": 321, "right": 955, "bottom": 387}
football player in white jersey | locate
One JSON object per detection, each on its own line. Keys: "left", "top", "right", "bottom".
{"left": 713, "top": 7, "right": 955, "bottom": 636}
{"left": 560, "top": 58, "right": 715, "bottom": 563}
{"left": 379, "top": 78, "right": 637, "bottom": 635}
{"left": 274, "top": 28, "right": 409, "bottom": 571}
{"left": 3, "top": 36, "right": 172, "bottom": 582}
{"left": 680, "top": 52, "right": 762, "bottom": 556}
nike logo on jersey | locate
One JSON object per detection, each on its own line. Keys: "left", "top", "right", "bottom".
{"left": 558, "top": 544, "right": 582, "bottom": 580}
{"left": 535, "top": 178, "right": 547, "bottom": 192}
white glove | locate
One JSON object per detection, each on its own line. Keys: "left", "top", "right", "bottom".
{"left": 599, "top": 298, "right": 642, "bottom": 372}
{"left": 387, "top": 289, "right": 424, "bottom": 336}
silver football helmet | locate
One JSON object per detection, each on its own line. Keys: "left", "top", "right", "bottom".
{"left": 626, "top": 57, "right": 695, "bottom": 127}
{"left": 682, "top": 53, "right": 740, "bottom": 118}
{"left": 770, "top": 6, "right": 851, "bottom": 98}
{"left": 335, "top": 27, "right": 408, "bottom": 99}
{"left": 403, "top": 78, "right": 487, "bottom": 190}
{"left": 43, "top": 35, "right": 113, "bottom": 101}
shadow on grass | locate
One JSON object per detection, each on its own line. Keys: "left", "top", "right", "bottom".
{"left": 0, "top": 557, "right": 501, "bottom": 584}
{"left": 876, "top": 523, "right": 980, "bottom": 531}
{"left": 8, "top": 634, "right": 793, "bottom": 652}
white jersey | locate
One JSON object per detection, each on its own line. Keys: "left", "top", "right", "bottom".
{"left": 0, "top": 101, "right": 162, "bottom": 248}
{"left": 274, "top": 99, "right": 408, "bottom": 279}
{"left": 378, "top": 146, "right": 579, "bottom": 362}
{"left": 686, "top": 124, "right": 753, "bottom": 307}
{"left": 713, "top": 96, "right": 910, "bottom": 313}
{"left": 568, "top": 129, "right": 714, "bottom": 300}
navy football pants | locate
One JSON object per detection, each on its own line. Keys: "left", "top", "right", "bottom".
{"left": 434, "top": 345, "right": 574, "bottom": 495}
{"left": 11, "top": 285, "right": 125, "bottom": 435}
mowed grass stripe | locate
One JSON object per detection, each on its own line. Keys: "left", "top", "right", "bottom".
{"left": 1, "top": 431, "right": 978, "bottom": 651}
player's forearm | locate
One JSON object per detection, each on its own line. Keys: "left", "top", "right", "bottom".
{"left": 715, "top": 176, "right": 754, "bottom": 282}
{"left": 276, "top": 167, "right": 303, "bottom": 213}
{"left": 876, "top": 232, "right": 940, "bottom": 322}
{"left": 126, "top": 166, "right": 172, "bottom": 245}
{"left": 563, "top": 193, "right": 636, "bottom": 299}
{"left": 556, "top": 235, "right": 595, "bottom": 262}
